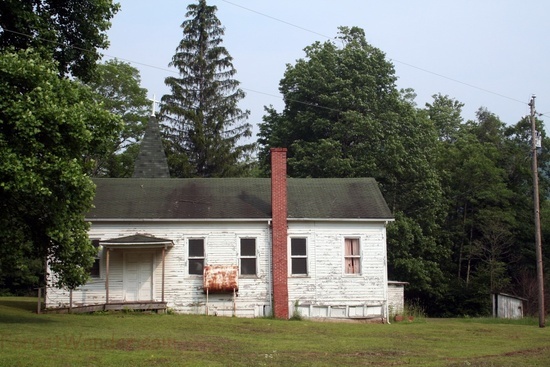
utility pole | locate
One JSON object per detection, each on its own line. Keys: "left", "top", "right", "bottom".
{"left": 529, "top": 95, "right": 545, "bottom": 328}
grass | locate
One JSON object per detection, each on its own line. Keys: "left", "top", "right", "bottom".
{"left": 0, "top": 297, "right": 549, "bottom": 366}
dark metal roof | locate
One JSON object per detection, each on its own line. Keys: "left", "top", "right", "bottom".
{"left": 88, "top": 178, "right": 393, "bottom": 221}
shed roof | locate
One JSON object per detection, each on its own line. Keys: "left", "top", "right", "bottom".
{"left": 88, "top": 177, "right": 393, "bottom": 221}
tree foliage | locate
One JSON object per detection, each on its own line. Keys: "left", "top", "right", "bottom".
{"left": 0, "top": 49, "right": 121, "bottom": 289}
{"left": 429, "top": 100, "right": 550, "bottom": 316}
{"left": 0, "top": 0, "right": 119, "bottom": 81}
{"left": 161, "top": 0, "right": 253, "bottom": 178}
{"left": 258, "top": 26, "right": 448, "bottom": 304}
{"left": 85, "top": 59, "right": 150, "bottom": 177}
{"left": 258, "top": 26, "right": 550, "bottom": 316}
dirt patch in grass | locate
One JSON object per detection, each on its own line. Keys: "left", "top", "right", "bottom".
{"left": 1, "top": 298, "right": 549, "bottom": 367}
{"left": 445, "top": 346, "right": 550, "bottom": 367}
{"left": 309, "top": 317, "right": 384, "bottom": 324}
{"left": 502, "top": 346, "right": 549, "bottom": 357}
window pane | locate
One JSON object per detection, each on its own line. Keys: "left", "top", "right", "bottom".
{"left": 352, "top": 240, "right": 359, "bottom": 255}
{"left": 292, "top": 258, "right": 307, "bottom": 275}
{"left": 240, "top": 258, "right": 256, "bottom": 275}
{"left": 89, "top": 239, "right": 100, "bottom": 277}
{"left": 189, "top": 239, "right": 204, "bottom": 257}
{"left": 345, "top": 258, "right": 360, "bottom": 274}
{"left": 189, "top": 259, "right": 204, "bottom": 275}
{"left": 90, "top": 259, "right": 100, "bottom": 278}
{"left": 291, "top": 238, "right": 306, "bottom": 256}
{"left": 240, "top": 238, "right": 256, "bottom": 256}
{"left": 345, "top": 238, "right": 359, "bottom": 255}
{"left": 345, "top": 238, "right": 360, "bottom": 274}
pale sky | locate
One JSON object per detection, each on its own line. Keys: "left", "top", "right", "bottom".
{"left": 105, "top": 0, "right": 550, "bottom": 139}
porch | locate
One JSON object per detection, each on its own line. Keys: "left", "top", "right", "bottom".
{"left": 45, "top": 301, "right": 168, "bottom": 314}
{"left": 44, "top": 233, "right": 175, "bottom": 312}
{"left": 101, "top": 234, "right": 174, "bottom": 305}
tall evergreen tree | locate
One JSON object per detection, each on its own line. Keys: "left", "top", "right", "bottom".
{"left": 161, "top": 0, "right": 253, "bottom": 178}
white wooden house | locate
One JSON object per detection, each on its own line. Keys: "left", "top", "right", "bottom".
{"left": 45, "top": 118, "right": 394, "bottom": 320}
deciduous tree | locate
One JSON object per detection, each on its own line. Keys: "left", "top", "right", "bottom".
{"left": 258, "top": 26, "right": 448, "bottom": 306}
{"left": 0, "top": 0, "right": 119, "bottom": 81}
{"left": 85, "top": 59, "right": 150, "bottom": 177}
{"left": 0, "top": 49, "right": 121, "bottom": 289}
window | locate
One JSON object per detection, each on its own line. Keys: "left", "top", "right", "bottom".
{"left": 89, "top": 240, "right": 101, "bottom": 278}
{"left": 240, "top": 238, "right": 256, "bottom": 275}
{"left": 290, "top": 238, "right": 307, "bottom": 275}
{"left": 189, "top": 239, "right": 205, "bottom": 275}
{"left": 344, "top": 238, "right": 360, "bottom": 274}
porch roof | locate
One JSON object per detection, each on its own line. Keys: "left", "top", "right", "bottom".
{"left": 100, "top": 234, "right": 174, "bottom": 248}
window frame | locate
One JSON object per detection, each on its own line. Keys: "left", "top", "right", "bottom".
{"left": 239, "top": 237, "right": 257, "bottom": 276}
{"left": 290, "top": 237, "right": 308, "bottom": 276}
{"left": 344, "top": 238, "right": 361, "bottom": 275}
{"left": 188, "top": 238, "right": 205, "bottom": 276}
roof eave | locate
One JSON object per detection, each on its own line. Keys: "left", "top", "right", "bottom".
{"left": 288, "top": 217, "right": 394, "bottom": 222}
{"left": 87, "top": 217, "right": 271, "bottom": 222}
{"left": 87, "top": 217, "right": 394, "bottom": 222}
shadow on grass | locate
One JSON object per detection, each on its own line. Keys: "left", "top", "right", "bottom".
{"left": 0, "top": 298, "right": 37, "bottom": 311}
{"left": 0, "top": 297, "right": 55, "bottom": 324}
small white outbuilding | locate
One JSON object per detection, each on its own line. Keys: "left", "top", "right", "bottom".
{"left": 492, "top": 293, "right": 526, "bottom": 319}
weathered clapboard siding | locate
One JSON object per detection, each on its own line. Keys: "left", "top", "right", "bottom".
{"left": 165, "top": 221, "right": 272, "bottom": 316}
{"left": 287, "top": 221, "right": 388, "bottom": 318}
{"left": 492, "top": 293, "right": 525, "bottom": 319}
{"left": 47, "top": 219, "right": 389, "bottom": 319}
{"left": 46, "top": 221, "right": 274, "bottom": 317}
{"left": 387, "top": 281, "right": 407, "bottom": 314}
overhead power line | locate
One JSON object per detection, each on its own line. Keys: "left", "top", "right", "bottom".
{"left": 221, "top": 0, "right": 331, "bottom": 40}
{"left": 220, "top": 0, "right": 530, "bottom": 109}
{"left": 1, "top": 9, "right": 536, "bottom": 117}
{"left": 1, "top": 28, "right": 342, "bottom": 114}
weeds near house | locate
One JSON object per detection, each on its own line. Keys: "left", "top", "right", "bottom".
{"left": 290, "top": 300, "right": 303, "bottom": 321}
{"left": 390, "top": 300, "right": 426, "bottom": 322}
{"left": 404, "top": 299, "right": 427, "bottom": 319}
{"left": 0, "top": 297, "right": 549, "bottom": 367}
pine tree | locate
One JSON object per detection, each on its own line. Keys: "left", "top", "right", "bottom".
{"left": 161, "top": 0, "right": 253, "bottom": 177}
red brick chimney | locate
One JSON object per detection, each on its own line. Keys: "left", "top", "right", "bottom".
{"left": 271, "top": 148, "right": 289, "bottom": 319}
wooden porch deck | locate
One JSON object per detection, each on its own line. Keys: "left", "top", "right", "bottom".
{"left": 45, "top": 301, "right": 168, "bottom": 314}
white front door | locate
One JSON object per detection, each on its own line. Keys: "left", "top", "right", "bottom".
{"left": 123, "top": 252, "right": 154, "bottom": 302}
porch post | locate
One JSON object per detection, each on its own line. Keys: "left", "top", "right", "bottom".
{"left": 105, "top": 248, "right": 110, "bottom": 304}
{"left": 161, "top": 246, "right": 166, "bottom": 303}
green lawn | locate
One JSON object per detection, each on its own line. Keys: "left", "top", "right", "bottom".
{"left": 0, "top": 297, "right": 548, "bottom": 366}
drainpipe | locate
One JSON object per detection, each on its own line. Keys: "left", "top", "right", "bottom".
{"left": 384, "top": 221, "right": 390, "bottom": 324}
{"left": 267, "top": 219, "right": 272, "bottom": 316}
